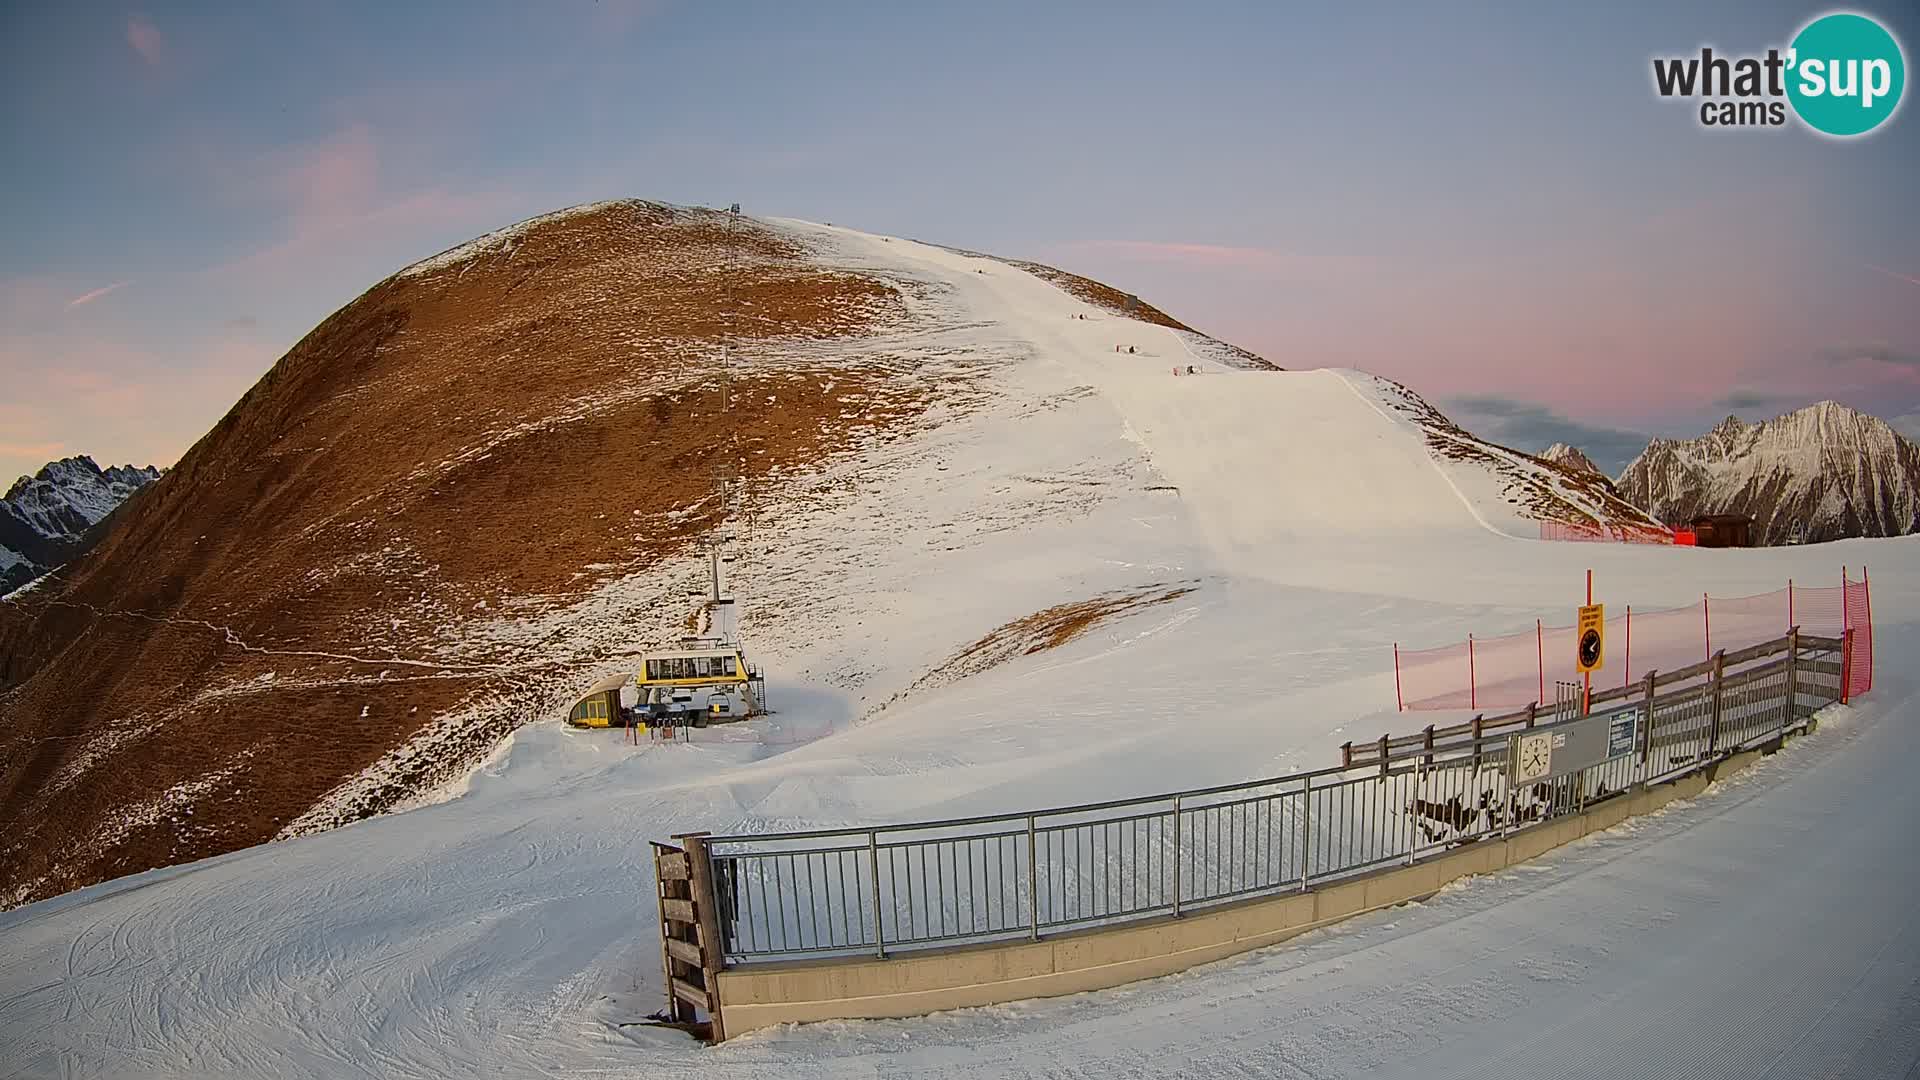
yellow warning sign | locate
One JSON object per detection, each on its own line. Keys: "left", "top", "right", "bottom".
{"left": 1576, "top": 603, "right": 1605, "bottom": 673}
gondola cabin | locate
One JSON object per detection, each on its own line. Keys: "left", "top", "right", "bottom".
{"left": 567, "top": 672, "right": 634, "bottom": 729}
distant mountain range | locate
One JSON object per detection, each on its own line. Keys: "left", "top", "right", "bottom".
{"left": 1, "top": 456, "right": 162, "bottom": 592}
{"left": 1610, "top": 402, "right": 1920, "bottom": 545}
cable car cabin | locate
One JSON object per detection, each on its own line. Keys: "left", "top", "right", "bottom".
{"left": 637, "top": 645, "right": 749, "bottom": 689}
{"left": 567, "top": 672, "right": 635, "bottom": 729}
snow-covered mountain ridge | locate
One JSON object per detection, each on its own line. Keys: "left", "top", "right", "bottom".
{"left": 0, "top": 455, "right": 161, "bottom": 591}
{"left": 1616, "top": 402, "right": 1920, "bottom": 544}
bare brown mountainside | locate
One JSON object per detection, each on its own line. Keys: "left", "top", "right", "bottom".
{"left": 0, "top": 201, "right": 1272, "bottom": 907}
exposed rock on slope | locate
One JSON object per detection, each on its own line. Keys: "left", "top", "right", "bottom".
{"left": 1616, "top": 402, "right": 1920, "bottom": 544}
{"left": 1371, "top": 380, "right": 1664, "bottom": 532}
{"left": 0, "top": 457, "right": 161, "bottom": 592}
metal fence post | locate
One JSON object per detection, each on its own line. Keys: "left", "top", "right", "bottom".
{"left": 1171, "top": 795, "right": 1183, "bottom": 916}
{"left": 1406, "top": 759, "right": 1421, "bottom": 865}
{"left": 1785, "top": 626, "right": 1799, "bottom": 731}
{"left": 1026, "top": 815, "right": 1039, "bottom": 941}
{"left": 1709, "top": 651, "right": 1726, "bottom": 756}
{"left": 867, "top": 830, "right": 884, "bottom": 959}
{"left": 1298, "top": 776, "right": 1312, "bottom": 892}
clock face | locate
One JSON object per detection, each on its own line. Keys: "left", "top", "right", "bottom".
{"left": 1516, "top": 733, "right": 1553, "bottom": 782}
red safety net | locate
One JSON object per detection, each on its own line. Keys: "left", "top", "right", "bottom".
{"left": 1537, "top": 521, "right": 1677, "bottom": 544}
{"left": 1394, "top": 570, "right": 1873, "bottom": 711}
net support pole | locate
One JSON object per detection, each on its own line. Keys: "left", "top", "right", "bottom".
{"left": 1468, "top": 634, "right": 1477, "bottom": 711}
{"left": 1393, "top": 643, "right": 1403, "bottom": 712}
{"left": 1624, "top": 605, "right": 1632, "bottom": 687}
{"left": 1703, "top": 592, "right": 1711, "bottom": 664}
{"left": 1536, "top": 619, "right": 1544, "bottom": 706}
{"left": 1863, "top": 566, "right": 1873, "bottom": 693}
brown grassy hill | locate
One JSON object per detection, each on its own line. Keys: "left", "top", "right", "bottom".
{"left": 0, "top": 201, "right": 1266, "bottom": 907}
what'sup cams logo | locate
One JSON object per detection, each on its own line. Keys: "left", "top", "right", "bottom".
{"left": 1652, "top": 11, "right": 1906, "bottom": 137}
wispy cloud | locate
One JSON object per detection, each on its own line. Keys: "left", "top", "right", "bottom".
{"left": 65, "top": 281, "right": 130, "bottom": 309}
{"left": 1815, "top": 343, "right": 1920, "bottom": 368}
{"left": 1712, "top": 389, "right": 1805, "bottom": 413}
{"left": 1071, "top": 240, "right": 1370, "bottom": 270}
{"left": 1444, "top": 394, "right": 1651, "bottom": 475}
{"left": 0, "top": 441, "right": 68, "bottom": 462}
{"left": 1867, "top": 263, "right": 1920, "bottom": 288}
{"left": 126, "top": 15, "right": 166, "bottom": 68}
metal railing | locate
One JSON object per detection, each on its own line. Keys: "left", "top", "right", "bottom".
{"left": 692, "top": 630, "right": 1846, "bottom": 966}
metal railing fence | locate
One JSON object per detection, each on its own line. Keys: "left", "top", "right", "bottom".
{"left": 690, "top": 631, "right": 1846, "bottom": 966}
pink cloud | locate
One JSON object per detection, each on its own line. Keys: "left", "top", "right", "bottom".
{"left": 65, "top": 281, "right": 130, "bottom": 310}
{"left": 1072, "top": 240, "right": 1371, "bottom": 271}
{"left": 0, "top": 441, "right": 67, "bottom": 461}
{"left": 127, "top": 15, "right": 165, "bottom": 68}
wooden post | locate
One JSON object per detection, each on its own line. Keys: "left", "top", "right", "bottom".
{"left": 1423, "top": 724, "right": 1435, "bottom": 767}
{"left": 1639, "top": 669, "right": 1657, "bottom": 766}
{"left": 1785, "top": 626, "right": 1800, "bottom": 729}
{"left": 1470, "top": 714, "right": 1485, "bottom": 772}
{"left": 1340, "top": 741, "right": 1353, "bottom": 770}
{"left": 676, "top": 832, "right": 728, "bottom": 1042}
{"left": 1840, "top": 627, "right": 1854, "bottom": 705}
{"left": 1525, "top": 701, "right": 1537, "bottom": 729}
{"left": 1708, "top": 651, "right": 1726, "bottom": 755}
{"left": 1377, "top": 733, "right": 1390, "bottom": 778}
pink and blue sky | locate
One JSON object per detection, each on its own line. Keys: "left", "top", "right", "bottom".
{"left": 3, "top": 1, "right": 1918, "bottom": 481}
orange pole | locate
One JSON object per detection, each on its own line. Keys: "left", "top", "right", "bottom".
{"left": 1468, "top": 635, "right": 1476, "bottom": 711}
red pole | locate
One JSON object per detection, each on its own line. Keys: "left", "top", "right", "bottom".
{"left": 1787, "top": 579, "right": 1794, "bottom": 633}
{"left": 1863, "top": 566, "right": 1873, "bottom": 693}
{"left": 1394, "top": 643, "right": 1404, "bottom": 712}
{"left": 1536, "top": 619, "right": 1544, "bottom": 705}
{"left": 1842, "top": 565, "right": 1853, "bottom": 698}
{"left": 1469, "top": 634, "right": 1477, "bottom": 711}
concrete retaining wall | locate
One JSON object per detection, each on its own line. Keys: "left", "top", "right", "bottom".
{"left": 715, "top": 747, "right": 1765, "bottom": 1037}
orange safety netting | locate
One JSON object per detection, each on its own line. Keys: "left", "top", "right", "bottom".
{"left": 1394, "top": 571, "right": 1873, "bottom": 712}
{"left": 1537, "top": 521, "right": 1678, "bottom": 544}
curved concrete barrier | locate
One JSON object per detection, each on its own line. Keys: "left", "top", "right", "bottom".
{"left": 714, "top": 747, "right": 1766, "bottom": 1037}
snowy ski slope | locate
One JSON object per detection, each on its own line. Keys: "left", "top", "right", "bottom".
{"left": 2, "top": 220, "right": 1916, "bottom": 1078}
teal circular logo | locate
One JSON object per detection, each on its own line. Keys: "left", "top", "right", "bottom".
{"left": 1787, "top": 12, "right": 1906, "bottom": 137}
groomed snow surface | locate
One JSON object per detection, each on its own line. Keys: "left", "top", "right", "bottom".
{"left": 3, "top": 221, "right": 1917, "bottom": 1078}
